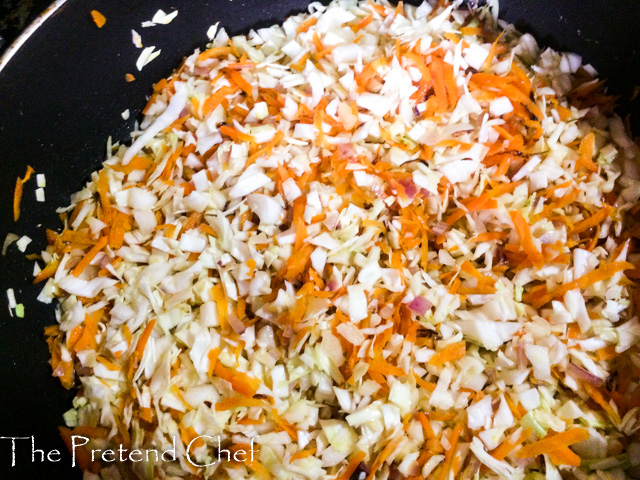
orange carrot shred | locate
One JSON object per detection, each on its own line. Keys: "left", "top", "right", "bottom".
{"left": 134, "top": 319, "right": 156, "bottom": 358}
{"left": 351, "top": 13, "right": 373, "bottom": 32}
{"left": 429, "top": 54, "right": 448, "bottom": 112}
{"left": 576, "top": 132, "right": 598, "bottom": 172}
{"left": 491, "top": 428, "right": 532, "bottom": 461}
{"left": 366, "top": 436, "right": 402, "bottom": 480}
{"left": 516, "top": 428, "right": 590, "bottom": 458}
{"left": 572, "top": 205, "right": 611, "bottom": 235}
{"left": 91, "top": 10, "right": 106, "bottom": 28}
{"left": 509, "top": 210, "right": 544, "bottom": 267}
{"left": 296, "top": 15, "right": 318, "bottom": 34}
{"left": 336, "top": 450, "right": 366, "bottom": 480}
{"left": 13, "top": 165, "right": 34, "bottom": 221}
{"left": 211, "top": 284, "right": 229, "bottom": 331}
{"left": 214, "top": 362, "right": 261, "bottom": 397}
{"left": 72, "top": 236, "right": 108, "bottom": 277}
{"left": 525, "top": 260, "right": 634, "bottom": 308}
{"left": 289, "top": 447, "right": 317, "bottom": 463}
{"left": 548, "top": 446, "right": 581, "bottom": 466}
{"left": 483, "top": 32, "right": 503, "bottom": 70}
{"left": 33, "top": 259, "right": 59, "bottom": 284}
{"left": 215, "top": 395, "right": 264, "bottom": 411}
{"left": 202, "top": 85, "right": 237, "bottom": 116}
{"left": 438, "top": 423, "right": 463, "bottom": 480}
{"left": 428, "top": 341, "right": 466, "bottom": 367}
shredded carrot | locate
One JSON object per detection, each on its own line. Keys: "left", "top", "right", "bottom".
{"left": 225, "top": 68, "right": 253, "bottom": 96}
{"left": 180, "top": 211, "right": 204, "bottom": 234}
{"left": 109, "top": 211, "right": 132, "bottom": 249}
{"left": 525, "top": 260, "right": 634, "bottom": 309}
{"left": 548, "top": 445, "right": 581, "bottom": 466}
{"left": 219, "top": 124, "right": 255, "bottom": 143}
{"left": 215, "top": 395, "right": 264, "bottom": 411}
{"left": 572, "top": 205, "right": 611, "bottom": 235}
{"left": 442, "top": 59, "right": 458, "bottom": 108}
{"left": 180, "top": 425, "right": 204, "bottom": 449}
{"left": 429, "top": 341, "right": 466, "bottom": 367}
{"left": 470, "top": 231, "right": 508, "bottom": 243}
{"left": 491, "top": 428, "right": 532, "bottom": 461}
{"left": 413, "top": 371, "right": 437, "bottom": 392}
{"left": 355, "top": 57, "right": 386, "bottom": 91}
{"left": 285, "top": 243, "right": 314, "bottom": 280}
{"left": 33, "top": 260, "right": 59, "bottom": 284}
{"left": 71, "top": 311, "right": 102, "bottom": 352}
{"left": 72, "top": 236, "right": 108, "bottom": 277}
{"left": 516, "top": 428, "right": 590, "bottom": 458}
{"left": 296, "top": 15, "right": 317, "bottom": 34}
{"left": 13, "top": 165, "right": 34, "bottom": 221}
{"left": 289, "top": 447, "right": 317, "bottom": 463}
{"left": 90, "top": 10, "right": 106, "bottom": 28}
{"left": 97, "top": 170, "right": 111, "bottom": 217}
{"left": 460, "top": 260, "right": 494, "bottom": 286}
{"left": 366, "top": 436, "right": 402, "bottom": 480}
{"left": 543, "top": 180, "right": 573, "bottom": 199}
{"left": 509, "top": 210, "right": 544, "bottom": 267}
{"left": 416, "top": 412, "right": 436, "bottom": 439}
{"left": 248, "top": 130, "right": 284, "bottom": 165}
{"left": 134, "top": 319, "right": 156, "bottom": 358}
{"left": 202, "top": 85, "right": 237, "bottom": 116}
{"left": 214, "top": 362, "right": 261, "bottom": 397}
{"left": 198, "top": 46, "right": 234, "bottom": 62}
{"left": 290, "top": 52, "right": 311, "bottom": 72}
{"left": 368, "top": 0, "right": 387, "bottom": 17}
{"left": 483, "top": 32, "right": 503, "bottom": 70}
{"left": 337, "top": 450, "right": 366, "bottom": 480}
{"left": 271, "top": 408, "right": 297, "bottom": 438}
{"left": 369, "top": 355, "right": 406, "bottom": 377}
{"left": 211, "top": 284, "right": 229, "bottom": 331}
{"left": 460, "top": 26, "right": 483, "bottom": 36}
{"left": 352, "top": 13, "right": 373, "bottom": 32}
{"left": 438, "top": 423, "right": 463, "bottom": 480}
{"left": 576, "top": 132, "right": 598, "bottom": 172}
{"left": 207, "top": 348, "right": 221, "bottom": 377}
{"left": 125, "top": 73, "right": 135, "bottom": 82}
{"left": 596, "top": 345, "right": 619, "bottom": 361}
{"left": 429, "top": 54, "right": 449, "bottom": 112}
{"left": 583, "top": 382, "right": 621, "bottom": 423}
{"left": 96, "top": 356, "right": 120, "bottom": 371}
{"left": 110, "top": 155, "right": 152, "bottom": 174}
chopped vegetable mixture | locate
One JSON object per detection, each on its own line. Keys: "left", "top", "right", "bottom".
{"left": 36, "top": 1, "right": 640, "bottom": 479}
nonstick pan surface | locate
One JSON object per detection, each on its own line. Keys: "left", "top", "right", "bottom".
{"left": 0, "top": 1, "right": 638, "bottom": 477}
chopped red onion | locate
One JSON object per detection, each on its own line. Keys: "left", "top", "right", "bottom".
{"left": 432, "top": 222, "right": 448, "bottom": 235}
{"left": 399, "top": 178, "right": 418, "bottom": 198}
{"left": 338, "top": 142, "right": 357, "bottom": 160}
{"left": 568, "top": 363, "right": 604, "bottom": 386}
{"left": 516, "top": 341, "right": 528, "bottom": 369}
{"left": 227, "top": 314, "right": 246, "bottom": 335}
{"left": 193, "top": 66, "right": 211, "bottom": 76}
{"left": 408, "top": 296, "right": 432, "bottom": 316}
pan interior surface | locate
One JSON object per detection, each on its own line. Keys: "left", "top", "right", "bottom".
{"left": 0, "top": 0, "right": 638, "bottom": 478}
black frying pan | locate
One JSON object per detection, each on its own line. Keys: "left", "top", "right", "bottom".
{"left": 0, "top": 1, "right": 638, "bottom": 478}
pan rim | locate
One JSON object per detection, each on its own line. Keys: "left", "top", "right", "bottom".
{"left": 0, "top": 0, "right": 69, "bottom": 73}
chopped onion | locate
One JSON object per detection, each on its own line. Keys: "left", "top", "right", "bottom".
{"left": 567, "top": 363, "right": 604, "bottom": 387}
{"left": 408, "top": 296, "right": 432, "bottom": 316}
